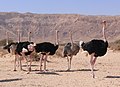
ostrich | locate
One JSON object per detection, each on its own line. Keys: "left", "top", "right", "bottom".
{"left": 63, "top": 31, "right": 80, "bottom": 71}
{"left": 15, "top": 41, "right": 35, "bottom": 73}
{"left": 3, "top": 41, "right": 35, "bottom": 73}
{"left": 80, "top": 20, "right": 108, "bottom": 78}
{"left": 34, "top": 30, "right": 59, "bottom": 72}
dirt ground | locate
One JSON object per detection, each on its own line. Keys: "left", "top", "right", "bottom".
{"left": 0, "top": 50, "right": 120, "bottom": 87}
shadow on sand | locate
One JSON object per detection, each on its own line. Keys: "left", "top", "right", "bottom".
{"left": 0, "top": 78, "right": 22, "bottom": 82}
{"left": 36, "top": 71, "right": 60, "bottom": 75}
{"left": 105, "top": 76, "right": 120, "bottom": 78}
{"left": 55, "top": 69, "right": 98, "bottom": 72}
{"left": 22, "top": 64, "right": 38, "bottom": 67}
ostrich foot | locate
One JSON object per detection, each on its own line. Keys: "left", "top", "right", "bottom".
{"left": 66, "top": 69, "right": 70, "bottom": 71}
{"left": 91, "top": 73, "right": 96, "bottom": 78}
{"left": 26, "top": 71, "right": 30, "bottom": 74}
{"left": 13, "top": 69, "right": 17, "bottom": 71}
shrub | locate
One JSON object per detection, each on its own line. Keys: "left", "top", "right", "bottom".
{"left": 0, "top": 39, "right": 13, "bottom": 46}
{"left": 109, "top": 39, "right": 120, "bottom": 51}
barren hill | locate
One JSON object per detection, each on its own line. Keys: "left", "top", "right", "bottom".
{"left": 0, "top": 12, "right": 120, "bottom": 43}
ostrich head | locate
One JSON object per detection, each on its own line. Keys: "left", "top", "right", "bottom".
{"left": 102, "top": 20, "right": 106, "bottom": 24}
{"left": 102, "top": 20, "right": 106, "bottom": 29}
{"left": 27, "top": 42, "right": 35, "bottom": 51}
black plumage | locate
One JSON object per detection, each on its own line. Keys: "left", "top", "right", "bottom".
{"left": 15, "top": 41, "right": 34, "bottom": 56}
{"left": 4, "top": 41, "right": 34, "bottom": 56}
{"left": 35, "top": 42, "right": 59, "bottom": 55}
{"left": 81, "top": 39, "right": 108, "bottom": 57}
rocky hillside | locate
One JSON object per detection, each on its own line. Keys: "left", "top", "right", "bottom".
{"left": 0, "top": 12, "right": 120, "bottom": 44}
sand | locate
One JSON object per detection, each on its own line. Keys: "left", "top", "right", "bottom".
{"left": 0, "top": 50, "right": 120, "bottom": 87}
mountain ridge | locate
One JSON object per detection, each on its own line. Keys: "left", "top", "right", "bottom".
{"left": 0, "top": 12, "right": 120, "bottom": 43}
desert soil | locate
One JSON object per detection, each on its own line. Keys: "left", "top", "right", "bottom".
{"left": 0, "top": 50, "right": 120, "bottom": 87}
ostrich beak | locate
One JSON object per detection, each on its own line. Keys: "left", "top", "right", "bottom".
{"left": 102, "top": 20, "right": 106, "bottom": 25}
{"left": 102, "top": 20, "right": 106, "bottom": 23}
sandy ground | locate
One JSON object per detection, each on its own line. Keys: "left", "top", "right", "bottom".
{"left": 0, "top": 50, "right": 120, "bottom": 87}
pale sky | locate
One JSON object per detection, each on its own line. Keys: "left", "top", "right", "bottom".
{"left": 0, "top": 0, "right": 120, "bottom": 15}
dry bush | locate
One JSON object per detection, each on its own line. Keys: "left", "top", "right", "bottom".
{"left": 0, "top": 39, "right": 13, "bottom": 46}
{"left": 109, "top": 40, "right": 120, "bottom": 51}
{"left": 0, "top": 39, "right": 14, "bottom": 57}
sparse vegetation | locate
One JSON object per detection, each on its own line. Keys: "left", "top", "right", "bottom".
{"left": 109, "top": 39, "right": 120, "bottom": 51}
{"left": 0, "top": 39, "right": 14, "bottom": 56}
{"left": 0, "top": 39, "right": 13, "bottom": 46}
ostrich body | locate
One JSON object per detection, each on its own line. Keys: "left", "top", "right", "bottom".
{"left": 3, "top": 41, "right": 35, "bottom": 73}
{"left": 80, "top": 21, "right": 108, "bottom": 78}
{"left": 81, "top": 39, "right": 108, "bottom": 57}
{"left": 35, "top": 30, "right": 59, "bottom": 71}
{"left": 63, "top": 43, "right": 79, "bottom": 57}
{"left": 35, "top": 42, "right": 58, "bottom": 55}
{"left": 63, "top": 31, "right": 80, "bottom": 70}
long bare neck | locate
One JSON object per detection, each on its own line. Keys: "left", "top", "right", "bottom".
{"left": 28, "top": 32, "right": 32, "bottom": 41}
{"left": 69, "top": 31, "right": 74, "bottom": 45}
{"left": 102, "top": 21, "right": 107, "bottom": 42}
{"left": 17, "top": 29, "right": 21, "bottom": 43}
{"left": 55, "top": 30, "right": 59, "bottom": 45}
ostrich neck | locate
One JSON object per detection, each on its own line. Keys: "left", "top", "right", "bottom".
{"left": 70, "top": 33, "right": 74, "bottom": 46}
{"left": 28, "top": 32, "right": 31, "bottom": 41}
{"left": 102, "top": 26, "right": 107, "bottom": 42}
{"left": 55, "top": 31, "right": 59, "bottom": 45}
{"left": 18, "top": 30, "right": 21, "bottom": 43}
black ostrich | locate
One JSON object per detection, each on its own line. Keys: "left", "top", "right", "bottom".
{"left": 3, "top": 41, "right": 35, "bottom": 73}
{"left": 63, "top": 31, "right": 80, "bottom": 71}
{"left": 15, "top": 41, "right": 35, "bottom": 73}
{"left": 34, "top": 30, "right": 59, "bottom": 72}
{"left": 79, "top": 20, "right": 108, "bottom": 78}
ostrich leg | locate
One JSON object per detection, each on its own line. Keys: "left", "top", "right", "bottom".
{"left": 90, "top": 53, "right": 97, "bottom": 78}
{"left": 14, "top": 55, "right": 17, "bottom": 71}
{"left": 44, "top": 53, "right": 49, "bottom": 71}
{"left": 39, "top": 54, "right": 44, "bottom": 71}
